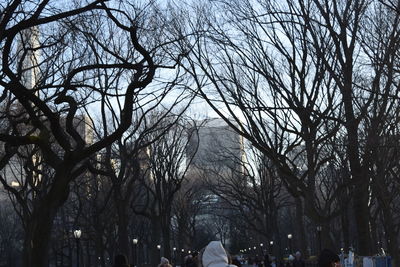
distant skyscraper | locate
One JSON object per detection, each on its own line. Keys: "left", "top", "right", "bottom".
{"left": 19, "top": 26, "right": 40, "bottom": 90}
{"left": 188, "top": 118, "right": 244, "bottom": 172}
{"left": 0, "top": 27, "right": 96, "bottom": 196}
{"left": 0, "top": 27, "right": 42, "bottom": 195}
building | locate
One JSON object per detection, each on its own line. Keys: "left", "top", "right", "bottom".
{"left": 185, "top": 118, "right": 246, "bottom": 248}
{"left": 187, "top": 118, "right": 245, "bottom": 172}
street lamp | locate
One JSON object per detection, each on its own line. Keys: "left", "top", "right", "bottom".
{"left": 181, "top": 249, "right": 185, "bottom": 266}
{"left": 133, "top": 238, "right": 138, "bottom": 267}
{"left": 173, "top": 247, "right": 176, "bottom": 264}
{"left": 74, "top": 229, "right": 82, "bottom": 267}
{"left": 260, "top": 243, "right": 264, "bottom": 256}
{"left": 317, "top": 226, "right": 322, "bottom": 253}
{"left": 157, "top": 245, "right": 161, "bottom": 259}
{"left": 269, "top": 241, "right": 274, "bottom": 254}
{"left": 287, "top": 234, "right": 293, "bottom": 254}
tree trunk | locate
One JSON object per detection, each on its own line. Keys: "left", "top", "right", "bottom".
{"left": 22, "top": 203, "right": 58, "bottom": 267}
{"left": 161, "top": 210, "right": 172, "bottom": 261}
{"left": 352, "top": 182, "right": 371, "bottom": 255}
{"left": 340, "top": 204, "right": 350, "bottom": 253}
{"left": 161, "top": 226, "right": 171, "bottom": 261}
{"left": 117, "top": 203, "right": 130, "bottom": 259}
{"left": 295, "top": 198, "right": 307, "bottom": 255}
{"left": 151, "top": 217, "right": 162, "bottom": 267}
{"left": 342, "top": 82, "right": 372, "bottom": 255}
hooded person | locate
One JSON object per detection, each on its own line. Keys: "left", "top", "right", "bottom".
{"left": 293, "top": 251, "right": 305, "bottom": 267}
{"left": 200, "top": 241, "right": 237, "bottom": 267}
{"left": 159, "top": 257, "right": 172, "bottom": 267}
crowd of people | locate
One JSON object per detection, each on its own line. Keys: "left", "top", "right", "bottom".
{"left": 112, "top": 241, "right": 341, "bottom": 267}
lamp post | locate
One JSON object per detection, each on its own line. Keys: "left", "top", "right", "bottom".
{"left": 173, "top": 247, "right": 176, "bottom": 265}
{"left": 287, "top": 234, "right": 293, "bottom": 254}
{"left": 133, "top": 238, "right": 138, "bottom": 267}
{"left": 316, "top": 226, "right": 323, "bottom": 254}
{"left": 181, "top": 249, "right": 185, "bottom": 266}
{"left": 73, "top": 229, "right": 82, "bottom": 267}
{"left": 157, "top": 245, "right": 161, "bottom": 259}
{"left": 260, "top": 243, "right": 264, "bottom": 256}
{"left": 269, "top": 241, "right": 274, "bottom": 254}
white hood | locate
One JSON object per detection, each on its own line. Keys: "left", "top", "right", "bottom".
{"left": 202, "top": 241, "right": 236, "bottom": 267}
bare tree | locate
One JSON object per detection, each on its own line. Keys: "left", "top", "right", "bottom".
{"left": 172, "top": 173, "right": 206, "bottom": 253}
{"left": 300, "top": 0, "right": 400, "bottom": 256}
{"left": 182, "top": 0, "right": 345, "bottom": 252}
{"left": 0, "top": 1, "right": 188, "bottom": 266}
{"left": 183, "top": 0, "right": 400, "bottom": 257}
{"left": 133, "top": 115, "right": 200, "bottom": 265}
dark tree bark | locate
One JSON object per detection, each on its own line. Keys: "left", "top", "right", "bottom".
{"left": 0, "top": 1, "right": 186, "bottom": 266}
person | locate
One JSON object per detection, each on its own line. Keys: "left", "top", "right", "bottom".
{"left": 232, "top": 256, "right": 242, "bottom": 267}
{"left": 293, "top": 251, "right": 305, "bottom": 267}
{"left": 285, "top": 255, "right": 294, "bottom": 267}
{"left": 269, "top": 256, "right": 277, "bottom": 267}
{"left": 318, "top": 249, "right": 340, "bottom": 267}
{"left": 186, "top": 252, "right": 199, "bottom": 267}
{"left": 199, "top": 241, "right": 237, "bottom": 267}
{"left": 113, "top": 254, "right": 130, "bottom": 267}
{"left": 185, "top": 254, "right": 196, "bottom": 267}
{"left": 159, "top": 257, "right": 173, "bottom": 267}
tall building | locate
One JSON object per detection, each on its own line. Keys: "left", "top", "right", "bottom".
{"left": 185, "top": 118, "right": 245, "bottom": 247}
{"left": 0, "top": 26, "right": 95, "bottom": 195}
{"left": 19, "top": 26, "right": 41, "bottom": 90}
{"left": 0, "top": 27, "right": 41, "bottom": 197}
{"left": 187, "top": 118, "right": 244, "bottom": 172}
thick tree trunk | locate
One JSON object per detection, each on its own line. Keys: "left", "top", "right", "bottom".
{"left": 161, "top": 224, "right": 171, "bottom": 261}
{"left": 21, "top": 167, "right": 74, "bottom": 267}
{"left": 161, "top": 210, "right": 172, "bottom": 261}
{"left": 352, "top": 179, "right": 371, "bottom": 255}
{"left": 116, "top": 204, "right": 130, "bottom": 259}
{"left": 342, "top": 82, "right": 372, "bottom": 255}
{"left": 151, "top": 217, "right": 162, "bottom": 267}
{"left": 340, "top": 204, "right": 350, "bottom": 253}
{"left": 22, "top": 203, "right": 58, "bottom": 267}
{"left": 295, "top": 198, "right": 307, "bottom": 255}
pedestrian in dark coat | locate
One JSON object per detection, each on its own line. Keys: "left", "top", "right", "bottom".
{"left": 293, "top": 251, "right": 305, "bottom": 267}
